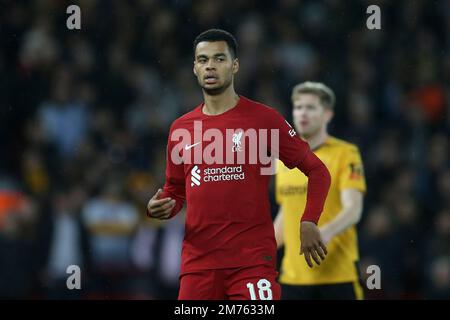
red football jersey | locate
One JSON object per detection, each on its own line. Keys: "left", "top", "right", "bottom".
{"left": 161, "top": 96, "right": 320, "bottom": 275}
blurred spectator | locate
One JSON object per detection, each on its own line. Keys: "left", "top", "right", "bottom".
{"left": 424, "top": 208, "right": 450, "bottom": 299}
{"left": 359, "top": 205, "right": 402, "bottom": 299}
{"left": 19, "top": 15, "right": 59, "bottom": 70}
{"left": 426, "top": 256, "right": 450, "bottom": 299}
{"left": 38, "top": 68, "right": 90, "bottom": 159}
{"left": 425, "top": 209, "right": 450, "bottom": 262}
{"left": 0, "top": 176, "right": 38, "bottom": 299}
{"left": 436, "top": 170, "right": 450, "bottom": 210}
{"left": 157, "top": 213, "right": 184, "bottom": 298}
{"left": 80, "top": 175, "right": 139, "bottom": 299}
{"left": 343, "top": 90, "right": 377, "bottom": 155}
{"left": 131, "top": 213, "right": 184, "bottom": 299}
{"left": 392, "top": 196, "right": 423, "bottom": 298}
{"left": 423, "top": 208, "right": 450, "bottom": 299}
{"left": 36, "top": 186, "right": 89, "bottom": 299}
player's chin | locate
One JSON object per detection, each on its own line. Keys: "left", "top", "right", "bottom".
{"left": 298, "top": 128, "right": 309, "bottom": 136}
{"left": 202, "top": 81, "right": 221, "bottom": 89}
{"left": 201, "top": 84, "right": 226, "bottom": 95}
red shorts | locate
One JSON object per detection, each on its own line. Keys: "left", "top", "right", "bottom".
{"left": 178, "top": 264, "right": 281, "bottom": 300}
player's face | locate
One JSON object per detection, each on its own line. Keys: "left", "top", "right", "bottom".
{"left": 193, "top": 41, "right": 239, "bottom": 95}
{"left": 292, "top": 93, "right": 333, "bottom": 138}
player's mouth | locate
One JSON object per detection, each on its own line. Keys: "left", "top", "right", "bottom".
{"left": 204, "top": 74, "right": 218, "bottom": 84}
{"left": 299, "top": 120, "right": 309, "bottom": 127}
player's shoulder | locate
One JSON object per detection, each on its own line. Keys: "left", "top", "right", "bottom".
{"left": 240, "top": 95, "right": 282, "bottom": 116}
{"left": 327, "top": 136, "right": 361, "bottom": 154}
{"left": 170, "top": 103, "right": 203, "bottom": 129}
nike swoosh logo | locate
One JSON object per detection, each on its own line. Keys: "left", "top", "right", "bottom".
{"left": 184, "top": 142, "right": 201, "bottom": 150}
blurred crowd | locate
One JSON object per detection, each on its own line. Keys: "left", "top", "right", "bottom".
{"left": 0, "top": 0, "right": 449, "bottom": 299}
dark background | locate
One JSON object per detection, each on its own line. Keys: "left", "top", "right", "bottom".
{"left": 0, "top": 0, "right": 449, "bottom": 299}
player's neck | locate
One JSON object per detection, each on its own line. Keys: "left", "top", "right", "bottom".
{"left": 302, "top": 129, "right": 329, "bottom": 151}
{"left": 202, "top": 86, "right": 240, "bottom": 116}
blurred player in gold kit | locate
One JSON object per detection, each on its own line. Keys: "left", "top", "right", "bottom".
{"left": 274, "top": 82, "right": 366, "bottom": 299}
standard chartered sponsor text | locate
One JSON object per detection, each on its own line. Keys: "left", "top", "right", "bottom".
{"left": 203, "top": 165, "right": 245, "bottom": 182}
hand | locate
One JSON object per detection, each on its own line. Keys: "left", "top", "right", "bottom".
{"left": 147, "top": 189, "right": 176, "bottom": 220}
{"left": 300, "top": 221, "right": 328, "bottom": 268}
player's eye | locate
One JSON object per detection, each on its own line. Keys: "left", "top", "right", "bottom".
{"left": 198, "top": 58, "right": 207, "bottom": 63}
{"left": 215, "top": 57, "right": 225, "bottom": 62}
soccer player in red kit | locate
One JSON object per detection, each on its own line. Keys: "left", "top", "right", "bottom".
{"left": 147, "top": 29, "right": 331, "bottom": 300}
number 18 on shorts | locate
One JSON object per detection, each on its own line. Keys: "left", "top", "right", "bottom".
{"left": 178, "top": 265, "right": 281, "bottom": 300}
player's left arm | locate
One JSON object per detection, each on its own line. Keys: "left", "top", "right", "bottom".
{"left": 268, "top": 108, "right": 331, "bottom": 267}
{"left": 320, "top": 188, "right": 363, "bottom": 244}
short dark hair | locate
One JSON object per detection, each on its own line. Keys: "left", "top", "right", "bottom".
{"left": 193, "top": 28, "right": 238, "bottom": 59}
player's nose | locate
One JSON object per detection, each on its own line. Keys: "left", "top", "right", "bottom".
{"left": 205, "top": 60, "right": 216, "bottom": 70}
{"left": 298, "top": 109, "right": 307, "bottom": 117}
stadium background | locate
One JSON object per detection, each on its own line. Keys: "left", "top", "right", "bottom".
{"left": 0, "top": 0, "right": 449, "bottom": 299}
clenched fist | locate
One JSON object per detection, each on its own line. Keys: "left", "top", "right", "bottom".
{"left": 147, "top": 189, "right": 176, "bottom": 220}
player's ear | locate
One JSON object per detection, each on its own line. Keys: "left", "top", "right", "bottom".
{"left": 193, "top": 63, "right": 198, "bottom": 77}
{"left": 325, "top": 109, "right": 334, "bottom": 122}
{"left": 232, "top": 58, "right": 239, "bottom": 74}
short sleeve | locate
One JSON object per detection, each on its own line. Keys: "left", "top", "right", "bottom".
{"left": 338, "top": 145, "right": 366, "bottom": 193}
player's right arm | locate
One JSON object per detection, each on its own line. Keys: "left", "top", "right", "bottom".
{"left": 147, "top": 189, "right": 176, "bottom": 219}
{"left": 147, "top": 124, "right": 186, "bottom": 220}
